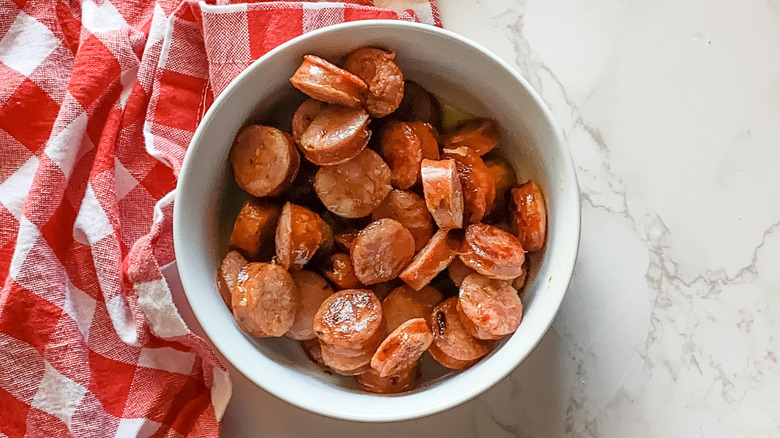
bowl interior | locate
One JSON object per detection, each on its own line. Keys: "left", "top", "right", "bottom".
{"left": 175, "top": 20, "right": 579, "bottom": 422}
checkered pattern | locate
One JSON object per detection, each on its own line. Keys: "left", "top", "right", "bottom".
{"left": 0, "top": 0, "right": 439, "bottom": 436}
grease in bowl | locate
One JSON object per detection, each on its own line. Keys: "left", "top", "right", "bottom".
{"left": 217, "top": 46, "right": 547, "bottom": 394}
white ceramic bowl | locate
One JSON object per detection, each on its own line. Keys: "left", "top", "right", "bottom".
{"left": 174, "top": 20, "right": 580, "bottom": 422}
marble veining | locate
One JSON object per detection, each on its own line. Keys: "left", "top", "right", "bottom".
{"left": 167, "top": 0, "right": 780, "bottom": 436}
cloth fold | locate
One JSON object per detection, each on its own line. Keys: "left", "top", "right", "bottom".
{"left": 0, "top": 0, "right": 439, "bottom": 436}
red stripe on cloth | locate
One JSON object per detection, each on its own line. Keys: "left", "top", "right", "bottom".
{"left": 0, "top": 385, "right": 29, "bottom": 438}
{"left": 0, "top": 78, "right": 59, "bottom": 154}
{"left": 87, "top": 349, "right": 138, "bottom": 418}
{"left": 152, "top": 70, "right": 208, "bottom": 133}
{"left": 247, "top": 5, "right": 303, "bottom": 59}
{"left": 68, "top": 34, "right": 122, "bottom": 112}
{"left": 0, "top": 281, "right": 63, "bottom": 355}
{"left": 54, "top": 1, "right": 81, "bottom": 56}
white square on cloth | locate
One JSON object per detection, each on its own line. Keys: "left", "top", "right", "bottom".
{"left": 30, "top": 361, "right": 87, "bottom": 427}
{"left": 0, "top": 11, "right": 61, "bottom": 76}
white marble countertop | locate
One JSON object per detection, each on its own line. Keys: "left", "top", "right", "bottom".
{"left": 172, "top": 0, "right": 780, "bottom": 436}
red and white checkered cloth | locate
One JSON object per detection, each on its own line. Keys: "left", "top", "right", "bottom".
{"left": 0, "top": 0, "right": 439, "bottom": 436}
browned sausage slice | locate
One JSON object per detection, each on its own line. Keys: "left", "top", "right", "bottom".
{"left": 428, "top": 343, "right": 478, "bottom": 370}
{"left": 458, "top": 273, "right": 523, "bottom": 338}
{"left": 382, "top": 284, "right": 443, "bottom": 332}
{"left": 447, "top": 257, "right": 475, "bottom": 288}
{"left": 408, "top": 122, "right": 440, "bottom": 161}
{"left": 380, "top": 121, "right": 422, "bottom": 189}
{"left": 291, "top": 98, "right": 326, "bottom": 143}
{"left": 275, "top": 202, "right": 324, "bottom": 271}
{"left": 370, "top": 318, "right": 433, "bottom": 377}
{"left": 421, "top": 159, "right": 464, "bottom": 229}
{"left": 442, "top": 147, "right": 495, "bottom": 225}
{"left": 399, "top": 229, "right": 459, "bottom": 291}
{"left": 430, "top": 297, "right": 493, "bottom": 362}
{"left": 232, "top": 263, "right": 299, "bottom": 337}
{"left": 512, "top": 261, "right": 528, "bottom": 295}
{"left": 343, "top": 47, "right": 404, "bottom": 117}
{"left": 350, "top": 218, "right": 415, "bottom": 285}
{"left": 459, "top": 223, "right": 525, "bottom": 280}
{"left": 301, "top": 338, "right": 326, "bottom": 366}
{"left": 217, "top": 250, "right": 248, "bottom": 308}
{"left": 455, "top": 300, "right": 501, "bottom": 340}
{"left": 298, "top": 105, "right": 371, "bottom": 165}
{"left": 290, "top": 55, "right": 367, "bottom": 108}
{"left": 319, "top": 340, "right": 374, "bottom": 375}
{"left": 443, "top": 118, "right": 501, "bottom": 156}
{"left": 511, "top": 181, "right": 547, "bottom": 252}
{"left": 229, "top": 199, "right": 281, "bottom": 261}
{"left": 230, "top": 125, "right": 300, "bottom": 197}
{"left": 371, "top": 189, "right": 434, "bottom": 253}
{"left": 394, "top": 81, "right": 442, "bottom": 128}
{"left": 355, "top": 363, "right": 421, "bottom": 394}
{"left": 485, "top": 158, "right": 516, "bottom": 216}
{"left": 285, "top": 271, "right": 334, "bottom": 341}
{"left": 313, "top": 289, "right": 383, "bottom": 347}
{"left": 324, "top": 253, "right": 364, "bottom": 290}
{"left": 314, "top": 148, "right": 392, "bottom": 218}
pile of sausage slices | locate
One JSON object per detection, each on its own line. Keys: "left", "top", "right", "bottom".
{"left": 217, "top": 47, "right": 547, "bottom": 394}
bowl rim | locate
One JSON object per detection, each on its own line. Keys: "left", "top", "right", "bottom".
{"left": 174, "top": 19, "right": 581, "bottom": 422}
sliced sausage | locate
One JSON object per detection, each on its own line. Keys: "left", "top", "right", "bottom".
{"left": 350, "top": 218, "right": 415, "bottom": 285}
{"left": 399, "top": 229, "right": 460, "bottom": 291}
{"left": 456, "top": 299, "right": 501, "bottom": 340}
{"left": 229, "top": 199, "right": 281, "bottom": 261}
{"left": 313, "top": 289, "right": 383, "bottom": 347}
{"left": 512, "top": 260, "right": 529, "bottom": 296}
{"left": 394, "top": 80, "right": 442, "bottom": 128}
{"left": 459, "top": 223, "right": 525, "bottom": 280}
{"left": 428, "top": 343, "right": 478, "bottom": 370}
{"left": 442, "top": 147, "right": 495, "bottom": 225}
{"left": 324, "top": 253, "right": 364, "bottom": 290}
{"left": 408, "top": 122, "right": 440, "bottom": 161}
{"left": 217, "top": 250, "right": 248, "bottom": 308}
{"left": 447, "top": 257, "right": 475, "bottom": 288}
{"left": 314, "top": 148, "right": 392, "bottom": 218}
{"left": 486, "top": 158, "right": 516, "bottom": 216}
{"left": 285, "top": 271, "right": 334, "bottom": 340}
{"left": 343, "top": 47, "right": 404, "bottom": 117}
{"left": 291, "top": 98, "right": 326, "bottom": 143}
{"left": 232, "top": 263, "right": 298, "bottom": 337}
{"left": 380, "top": 121, "right": 422, "bottom": 189}
{"left": 382, "top": 284, "right": 443, "bottom": 333}
{"left": 290, "top": 55, "right": 367, "bottom": 108}
{"left": 319, "top": 340, "right": 375, "bottom": 375}
{"left": 371, "top": 318, "right": 433, "bottom": 377}
{"left": 429, "top": 297, "right": 493, "bottom": 362}
{"left": 301, "top": 338, "right": 326, "bottom": 367}
{"left": 511, "top": 181, "right": 547, "bottom": 252}
{"left": 230, "top": 125, "right": 300, "bottom": 197}
{"left": 421, "top": 158, "right": 464, "bottom": 229}
{"left": 355, "top": 362, "right": 421, "bottom": 394}
{"left": 443, "top": 118, "right": 501, "bottom": 156}
{"left": 298, "top": 105, "right": 371, "bottom": 165}
{"left": 459, "top": 273, "right": 523, "bottom": 338}
{"left": 275, "top": 202, "right": 324, "bottom": 271}
{"left": 371, "top": 189, "right": 434, "bottom": 253}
